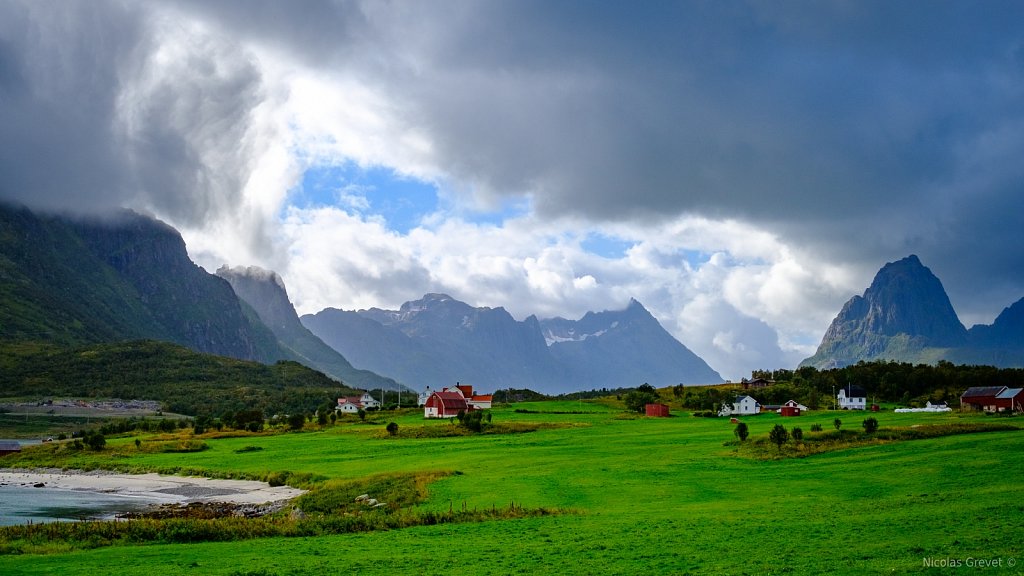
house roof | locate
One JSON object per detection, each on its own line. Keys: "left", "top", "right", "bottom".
{"left": 470, "top": 395, "right": 493, "bottom": 402}
{"left": 996, "top": 388, "right": 1023, "bottom": 399}
{"left": 432, "top": 391, "right": 469, "bottom": 410}
{"left": 841, "top": 385, "right": 867, "bottom": 397}
{"left": 961, "top": 386, "right": 1007, "bottom": 398}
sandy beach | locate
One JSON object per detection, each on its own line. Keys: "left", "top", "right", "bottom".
{"left": 0, "top": 468, "right": 305, "bottom": 505}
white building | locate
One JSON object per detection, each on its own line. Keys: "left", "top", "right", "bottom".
{"left": 336, "top": 391, "right": 381, "bottom": 413}
{"left": 417, "top": 386, "right": 434, "bottom": 407}
{"left": 359, "top": 391, "right": 380, "bottom": 409}
{"left": 719, "top": 395, "right": 761, "bottom": 416}
{"left": 837, "top": 385, "right": 867, "bottom": 410}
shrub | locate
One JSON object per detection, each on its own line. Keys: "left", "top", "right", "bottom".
{"left": 810, "top": 423, "right": 822, "bottom": 432}
{"left": 288, "top": 413, "right": 306, "bottom": 431}
{"left": 386, "top": 422, "right": 399, "bottom": 436}
{"left": 769, "top": 424, "right": 789, "bottom": 452}
{"left": 734, "top": 422, "right": 749, "bottom": 442}
{"left": 833, "top": 418, "right": 842, "bottom": 431}
{"left": 462, "top": 410, "right": 485, "bottom": 432}
{"left": 791, "top": 427, "right": 803, "bottom": 441}
{"left": 862, "top": 417, "right": 879, "bottom": 434}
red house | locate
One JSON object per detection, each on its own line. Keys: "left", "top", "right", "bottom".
{"left": 645, "top": 403, "right": 670, "bottom": 417}
{"left": 424, "top": 390, "right": 469, "bottom": 418}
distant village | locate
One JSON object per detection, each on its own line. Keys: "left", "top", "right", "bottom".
{"left": 334, "top": 377, "right": 1024, "bottom": 420}
{"left": 337, "top": 383, "right": 492, "bottom": 419}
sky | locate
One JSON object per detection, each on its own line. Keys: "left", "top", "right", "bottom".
{"left": 1, "top": 1, "right": 1023, "bottom": 382}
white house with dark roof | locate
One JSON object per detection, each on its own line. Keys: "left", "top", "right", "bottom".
{"left": 837, "top": 385, "right": 867, "bottom": 410}
{"left": 719, "top": 395, "right": 761, "bottom": 417}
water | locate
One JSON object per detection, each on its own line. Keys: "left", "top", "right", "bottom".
{"left": 0, "top": 485, "right": 163, "bottom": 526}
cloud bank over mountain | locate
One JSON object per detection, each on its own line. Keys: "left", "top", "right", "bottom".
{"left": 2, "top": 1, "right": 1023, "bottom": 380}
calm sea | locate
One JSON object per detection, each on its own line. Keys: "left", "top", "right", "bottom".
{"left": 0, "top": 484, "right": 165, "bottom": 526}
{"left": 1, "top": 439, "right": 165, "bottom": 525}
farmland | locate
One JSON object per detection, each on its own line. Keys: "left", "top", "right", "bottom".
{"left": 1, "top": 404, "right": 1022, "bottom": 575}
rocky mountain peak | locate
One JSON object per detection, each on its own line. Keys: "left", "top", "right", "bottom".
{"left": 801, "top": 255, "right": 970, "bottom": 369}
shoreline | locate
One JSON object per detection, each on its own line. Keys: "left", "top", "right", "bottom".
{"left": 0, "top": 468, "right": 306, "bottom": 506}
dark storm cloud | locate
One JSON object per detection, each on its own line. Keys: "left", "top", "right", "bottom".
{"left": 1, "top": 0, "right": 1022, "bottom": 321}
{"left": 0, "top": 1, "right": 265, "bottom": 229}
{"left": 0, "top": 1, "right": 144, "bottom": 213}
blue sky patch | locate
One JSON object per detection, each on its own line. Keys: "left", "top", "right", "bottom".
{"left": 581, "top": 233, "right": 635, "bottom": 259}
{"left": 289, "top": 163, "right": 440, "bottom": 234}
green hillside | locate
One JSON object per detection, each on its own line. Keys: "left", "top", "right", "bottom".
{"left": 0, "top": 340, "right": 354, "bottom": 417}
{"left": 0, "top": 203, "right": 285, "bottom": 362}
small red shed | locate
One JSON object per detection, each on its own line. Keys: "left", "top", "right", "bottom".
{"left": 780, "top": 405, "right": 801, "bottom": 417}
{"left": 645, "top": 403, "right": 670, "bottom": 417}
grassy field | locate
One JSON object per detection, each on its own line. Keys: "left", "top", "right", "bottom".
{"left": 1, "top": 404, "right": 1022, "bottom": 575}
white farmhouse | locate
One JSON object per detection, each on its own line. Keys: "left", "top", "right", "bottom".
{"left": 719, "top": 395, "right": 761, "bottom": 417}
{"left": 837, "top": 385, "right": 867, "bottom": 410}
{"left": 359, "top": 391, "right": 381, "bottom": 409}
{"left": 336, "top": 391, "right": 381, "bottom": 413}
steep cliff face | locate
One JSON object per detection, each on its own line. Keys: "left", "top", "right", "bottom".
{"left": 217, "top": 265, "right": 400, "bottom": 389}
{"left": 800, "top": 255, "right": 1024, "bottom": 369}
{"left": 0, "top": 203, "right": 284, "bottom": 363}
{"left": 69, "top": 212, "right": 284, "bottom": 362}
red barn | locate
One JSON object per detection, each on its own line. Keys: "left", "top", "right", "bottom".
{"left": 780, "top": 406, "right": 801, "bottom": 417}
{"left": 645, "top": 403, "right": 670, "bottom": 417}
{"left": 424, "top": 391, "right": 469, "bottom": 419}
{"left": 960, "top": 386, "right": 1007, "bottom": 412}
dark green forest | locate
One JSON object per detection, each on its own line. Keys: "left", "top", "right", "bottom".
{"left": 673, "top": 361, "right": 1024, "bottom": 411}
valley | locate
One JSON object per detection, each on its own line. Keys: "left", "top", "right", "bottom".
{"left": 0, "top": 402, "right": 1021, "bottom": 575}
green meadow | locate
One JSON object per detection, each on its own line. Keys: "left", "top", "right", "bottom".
{"left": 2, "top": 404, "right": 1023, "bottom": 575}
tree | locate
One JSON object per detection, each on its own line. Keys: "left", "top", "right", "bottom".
{"left": 862, "top": 417, "right": 878, "bottom": 434}
{"left": 833, "top": 418, "right": 842, "bottom": 431}
{"left": 624, "top": 383, "right": 660, "bottom": 413}
{"left": 85, "top": 432, "right": 106, "bottom": 451}
{"left": 734, "top": 422, "right": 749, "bottom": 442}
{"left": 288, "top": 413, "right": 306, "bottom": 431}
{"left": 769, "top": 424, "right": 789, "bottom": 452}
{"left": 386, "top": 422, "right": 399, "bottom": 436}
{"left": 357, "top": 408, "right": 366, "bottom": 421}
{"left": 791, "top": 427, "right": 803, "bottom": 442}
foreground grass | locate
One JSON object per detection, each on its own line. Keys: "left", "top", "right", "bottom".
{"left": 1, "top": 407, "right": 1023, "bottom": 575}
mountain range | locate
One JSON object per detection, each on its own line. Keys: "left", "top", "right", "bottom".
{"left": 801, "top": 255, "right": 1024, "bottom": 369}
{"left": 301, "top": 294, "right": 722, "bottom": 394}
{"left": 0, "top": 202, "right": 719, "bottom": 396}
